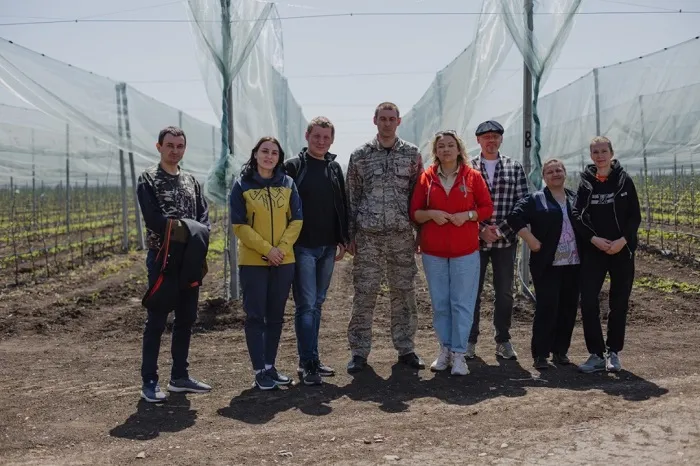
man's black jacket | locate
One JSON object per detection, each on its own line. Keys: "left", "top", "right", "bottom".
{"left": 142, "top": 218, "right": 210, "bottom": 312}
{"left": 284, "top": 148, "right": 350, "bottom": 245}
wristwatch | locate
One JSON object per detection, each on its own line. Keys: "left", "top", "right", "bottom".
{"left": 468, "top": 211, "right": 475, "bottom": 221}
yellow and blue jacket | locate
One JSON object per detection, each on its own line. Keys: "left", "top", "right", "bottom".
{"left": 229, "top": 167, "right": 303, "bottom": 266}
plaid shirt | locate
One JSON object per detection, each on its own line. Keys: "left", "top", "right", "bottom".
{"left": 469, "top": 153, "right": 529, "bottom": 250}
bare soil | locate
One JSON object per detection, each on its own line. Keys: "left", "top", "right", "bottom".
{"left": 1, "top": 249, "right": 699, "bottom": 465}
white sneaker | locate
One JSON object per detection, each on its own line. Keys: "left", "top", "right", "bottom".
{"left": 451, "top": 352, "right": 469, "bottom": 376}
{"left": 430, "top": 346, "right": 451, "bottom": 372}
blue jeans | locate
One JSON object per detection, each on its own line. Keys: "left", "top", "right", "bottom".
{"left": 422, "top": 251, "right": 480, "bottom": 354}
{"left": 292, "top": 245, "right": 336, "bottom": 363}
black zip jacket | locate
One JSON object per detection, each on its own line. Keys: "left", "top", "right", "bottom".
{"left": 142, "top": 218, "right": 209, "bottom": 312}
{"left": 507, "top": 187, "right": 583, "bottom": 278}
{"left": 571, "top": 160, "right": 641, "bottom": 255}
{"left": 284, "top": 148, "right": 350, "bottom": 245}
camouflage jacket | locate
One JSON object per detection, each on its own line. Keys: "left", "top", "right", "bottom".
{"left": 346, "top": 136, "right": 423, "bottom": 239}
{"left": 136, "top": 164, "right": 210, "bottom": 250}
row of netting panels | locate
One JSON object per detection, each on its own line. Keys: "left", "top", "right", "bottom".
{"left": 513, "top": 36, "right": 700, "bottom": 264}
{"left": 0, "top": 96, "right": 229, "bottom": 288}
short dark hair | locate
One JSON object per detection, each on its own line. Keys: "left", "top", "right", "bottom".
{"left": 241, "top": 136, "right": 286, "bottom": 178}
{"left": 158, "top": 126, "right": 187, "bottom": 146}
{"left": 374, "top": 102, "right": 400, "bottom": 119}
{"left": 306, "top": 116, "right": 335, "bottom": 137}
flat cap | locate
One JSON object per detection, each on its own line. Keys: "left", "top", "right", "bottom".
{"left": 475, "top": 120, "right": 504, "bottom": 136}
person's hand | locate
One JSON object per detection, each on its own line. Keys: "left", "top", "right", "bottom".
{"left": 591, "top": 236, "right": 612, "bottom": 252}
{"left": 606, "top": 237, "right": 627, "bottom": 255}
{"left": 527, "top": 238, "right": 542, "bottom": 252}
{"left": 479, "top": 225, "right": 499, "bottom": 243}
{"left": 347, "top": 240, "right": 356, "bottom": 256}
{"left": 414, "top": 234, "right": 421, "bottom": 255}
{"left": 449, "top": 212, "right": 470, "bottom": 227}
{"left": 266, "top": 247, "right": 285, "bottom": 266}
{"left": 335, "top": 243, "right": 346, "bottom": 261}
{"left": 431, "top": 210, "right": 452, "bottom": 226}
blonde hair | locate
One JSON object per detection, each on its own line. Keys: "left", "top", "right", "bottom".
{"left": 541, "top": 158, "right": 566, "bottom": 176}
{"left": 590, "top": 135, "right": 613, "bottom": 153}
{"left": 430, "top": 130, "right": 468, "bottom": 166}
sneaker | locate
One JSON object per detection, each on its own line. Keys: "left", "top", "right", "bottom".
{"left": 496, "top": 342, "right": 518, "bottom": 360}
{"left": 266, "top": 367, "right": 292, "bottom": 386}
{"left": 552, "top": 353, "right": 571, "bottom": 365}
{"left": 302, "top": 361, "right": 322, "bottom": 386}
{"left": 298, "top": 360, "right": 335, "bottom": 377}
{"left": 533, "top": 356, "right": 549, "bottom": 370}
{"left": 578, "top": 354, "right": 606, "bottom": 373}
{"left": 450, "top": 352, "right": 470, "bottom": 376}
{"left": 606, "top": 352, "right": 622, "bottom": 372}
{"left": 141, "top": 380, "right": 167, "bottom": 403}
{"left": 167, "top": 376, "right": 212, "bottom": 393}
{"left": 254, "top": 370, "right": 277, "bottom": 390}
{"left": 430, "top": 346, "right": 452, "bottom": 372}
{"left": 317, "top": 361, "right": 335, "bottom": 377}
{"left": 465, "top": 342, "right": 477, "bottom": 359}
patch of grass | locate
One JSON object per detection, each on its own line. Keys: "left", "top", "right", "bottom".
{"left": 634, "top": 276, "right": 700, "bottom": 294}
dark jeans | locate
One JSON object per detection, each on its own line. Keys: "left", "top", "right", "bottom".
{"left": 292, "top": 245, "right": 336, "bottom": 364}
{"left": 141, "top": 249, "right": 199, "bottom": 384}
{"left": 240, "top": 264, "right": 295, "bottom": 371}
{"left": 531, "top": 264, "right": 580, "bottom": 359}
{"left": 469, "top": 244, "right": 517, "bottom": 344}
{"left": 580, "top": 250, "right": 635, "bottom": 356}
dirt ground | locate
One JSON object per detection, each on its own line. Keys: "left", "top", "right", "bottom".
{"left": 1, "top": 247, "right": 700, "bottom": 465}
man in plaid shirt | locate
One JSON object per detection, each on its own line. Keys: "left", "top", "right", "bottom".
{"left": 466, "top": 120, "right": 529, "bottom": 360}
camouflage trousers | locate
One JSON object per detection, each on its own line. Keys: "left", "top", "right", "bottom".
{"left": 348, "top": 229, "right": 418, "bottom": 358}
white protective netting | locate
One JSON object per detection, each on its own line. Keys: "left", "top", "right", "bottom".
{"left": 0, "top": 37, "right": 220, "bottom": 184}
{"left": 186, "top": 0, "right": 307, "bottom": 204}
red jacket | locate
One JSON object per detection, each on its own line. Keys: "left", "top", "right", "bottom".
{"left": 410, "top": 163, "right": 493, "bottom": 258}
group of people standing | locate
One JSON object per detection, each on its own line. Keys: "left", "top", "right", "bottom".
{"left": 135, "top": 101, "right": 640, "bottom": 402}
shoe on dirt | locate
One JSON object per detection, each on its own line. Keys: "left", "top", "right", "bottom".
{"left": 267, "top": 367, "right": 292, "bottom": 386}
{"left": 578, "top": 354, "right": 606, "bottom": 373}
{"left": 496, "top": 341, "right": 518, "bottom": 360}
{"left": 167, "top": 377, "right": 211, "bottom": 393}
{"left": 141, "top": 380, "right": 167, "bottom": 403}
{"left": 606, "top": 352, "right": 622, "bottom": 372}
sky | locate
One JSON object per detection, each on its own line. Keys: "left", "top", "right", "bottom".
{"left": 0, "top": 0, "right": 699, "bottom": 167}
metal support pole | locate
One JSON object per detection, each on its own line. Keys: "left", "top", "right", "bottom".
{"left": 120, "top": 83, "right": 145, "bottom": 250}
{"left": 519, "top": 0, "right": 534, "bottom": 297}
{"left": 65, "top": 124, "right": 71, "bottom": 234}
{"left": 221, "top": 0, "right": 239, "bottom": 300}
{"left": 31, "top": 129, "right": 36, "bottom": 225}
{"left": 639, "top": 95, "right": 652, "bottom": 235}
{"left": 116, "top": 84, "right": 129, "bottom": 251}
{"left": 593, "top": 68, "right": 601, "bottom": 135}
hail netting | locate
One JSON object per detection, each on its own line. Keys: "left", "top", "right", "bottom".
{"left": 399, "top": 0, "right": 582, "bottom": 188}
{"left": 186, "top": 0, "right": 307, "bottom": 205}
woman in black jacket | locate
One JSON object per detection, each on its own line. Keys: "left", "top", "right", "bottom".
{"left": 572, "top": 136, "right": 641, "bottom": 374}
{"left": 508, "top": 158, "right": 582, "bottom": 370}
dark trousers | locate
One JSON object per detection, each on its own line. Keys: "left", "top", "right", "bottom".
{"left": 141, "top": 249, "right": 199, "bottom": 384}
{"left": 531, "top": 264, "right": 580, "bottom": 359}
{"left": 469, "top": 244, "right": 517, "bottom": 344}
{"left": 240, "top": 264, "right": 295, "bottom": 371}
{"left": 580, "top": 250, "right": 635, "bottom": 356}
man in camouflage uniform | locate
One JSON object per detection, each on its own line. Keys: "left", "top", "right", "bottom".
{"left": 345, "top": 102, "right": 425, "bottom": 373}
{"left": 136, "top": 126, "right": 212, "bottom": 403}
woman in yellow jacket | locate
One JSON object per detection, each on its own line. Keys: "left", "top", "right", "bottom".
{"left": 229, "top": 136, "right": 303, "bottom": 390}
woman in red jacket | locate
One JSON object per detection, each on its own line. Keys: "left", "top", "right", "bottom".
{"left": 410, "top": 130, "right": 493, "bottom": 376}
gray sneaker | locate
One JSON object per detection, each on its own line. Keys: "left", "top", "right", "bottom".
{"left": 606, "top": 352, "right": 622, "bottom": 372}
{"left": 465, "top": 342, "right": 476, "bottom": 359}
{"left": 168, "top": 377, "right": 212, "bottom": 393}
{"left": 578, "top": 354, "right": 606, "bottom": 373}
{"left": 496, "top": 342, "right": 518, "bottom": 360}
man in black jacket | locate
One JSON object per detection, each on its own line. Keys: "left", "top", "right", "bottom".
{"left": 136, "top": 126, "right": 212, "bottom": 402}
{"left": 283, "top": 116, "right": 349, "bottom": 386}
{"left": 572, "top": 136, "right": 641, "bottom": 374}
